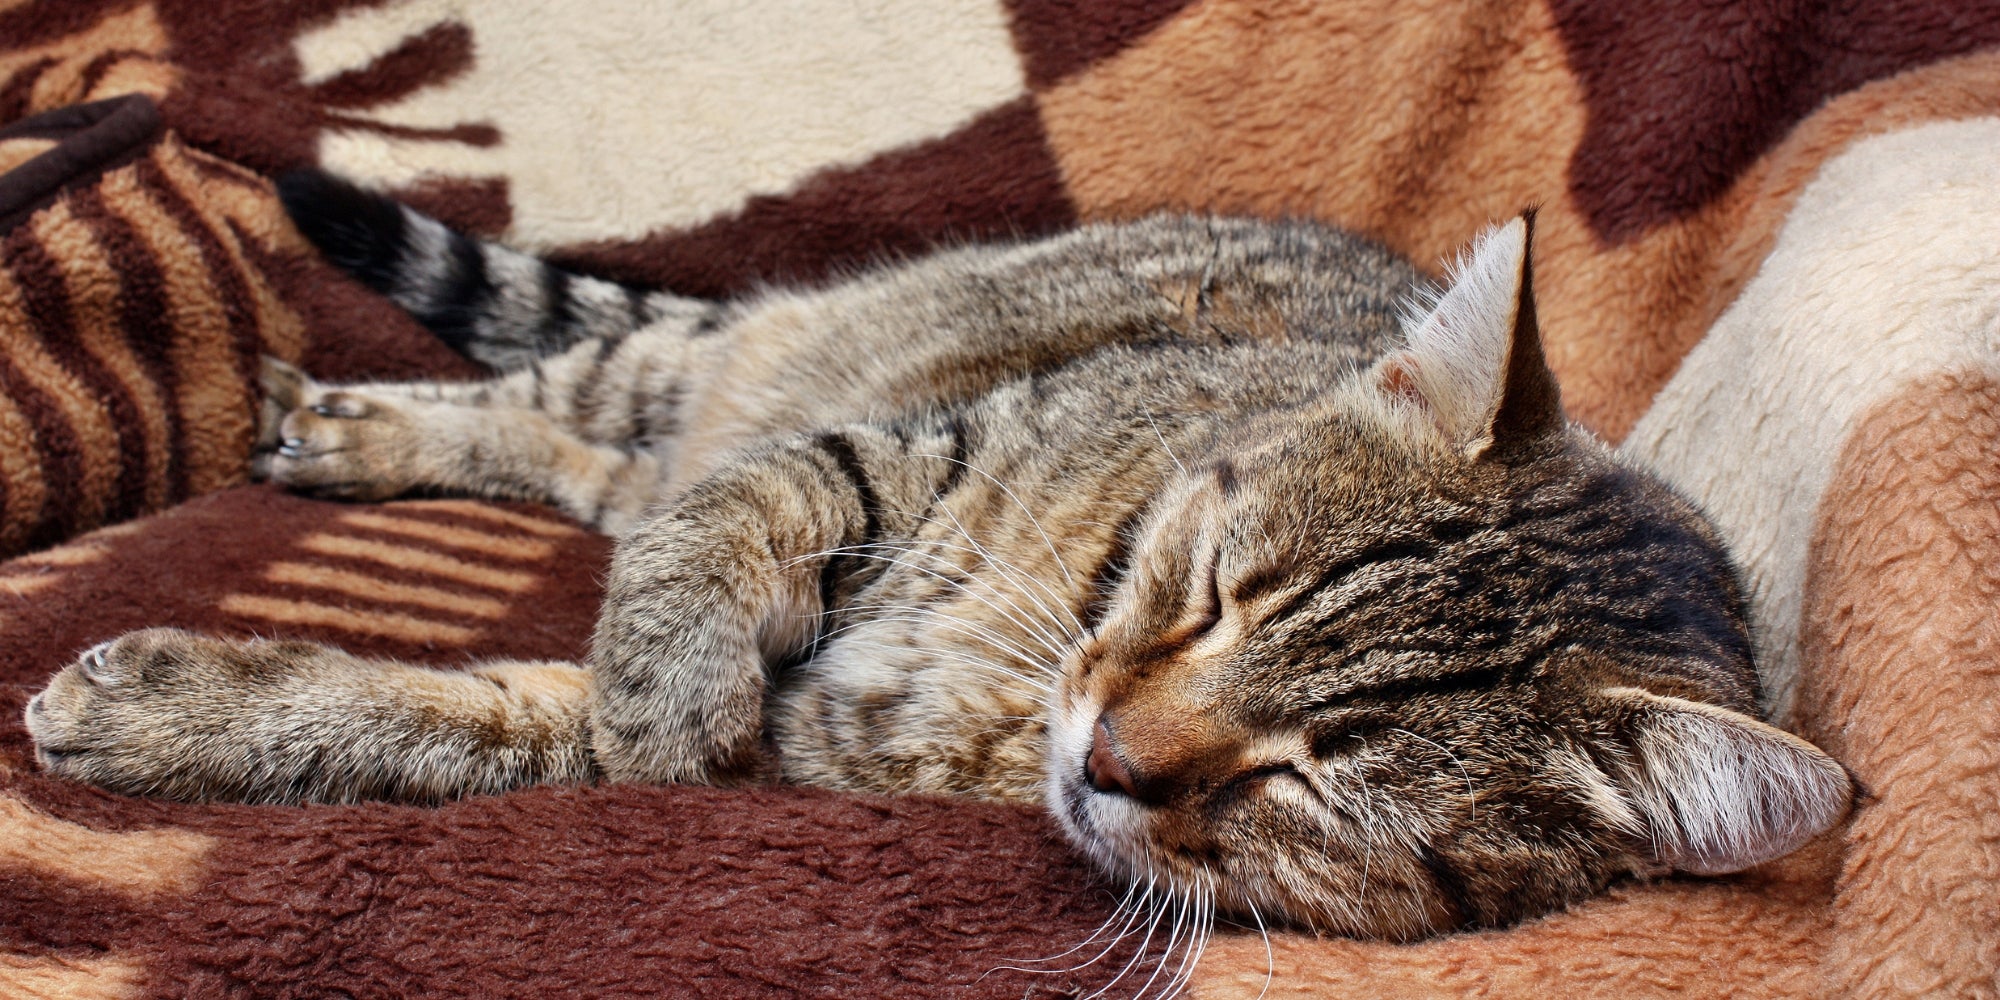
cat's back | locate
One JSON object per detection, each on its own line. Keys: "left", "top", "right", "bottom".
{"left": 664, "top": 215, "right": 1427, "bottom": 484}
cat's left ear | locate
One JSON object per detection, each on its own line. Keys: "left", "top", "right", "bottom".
{"left": 1374, "top": 211, "right": 1564, "bottom": 460}
{"left": 1598, "top": 687, "right": 1854, "bottom": 875}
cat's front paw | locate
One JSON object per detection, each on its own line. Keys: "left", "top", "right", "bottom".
{"left": 261, "top": 382, "right": 421, "bottom": 501}
{"left": 25, "top": 629, "right": 280, "bottom": 799}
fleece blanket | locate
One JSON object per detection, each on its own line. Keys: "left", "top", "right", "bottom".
{"left": 1, "top": 1, "right": 1997, "bottom": 996}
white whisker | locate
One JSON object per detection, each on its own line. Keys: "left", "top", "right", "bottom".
{"left": 1247, "top": 899, "right": 1274, "bottom": 1000}
{"left": 795, "top": 546, "right": 1072, "bottom": 668}
{"left": 917, "top": 497, "right": 1088, "bottom": 645}
{"left": 1394, "top": 727, "right": 1477, "bottom": 821}
{"left": 1087, "top": 871, "right": 1169, "bottom": 1000}
{"left": 796, "top": 541, "right": 1078, "bottom": 666}
{"left": 1143, "top": 407, "right": 1189, "bottom": 477}
{"left": 914, "top": 452, "right": 1085, "bottom": 600}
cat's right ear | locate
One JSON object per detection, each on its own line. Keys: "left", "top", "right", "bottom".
{"left": 1373, "top": 212, "right": 1564, "bottom": 460}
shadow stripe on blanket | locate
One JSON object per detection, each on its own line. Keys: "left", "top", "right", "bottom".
{"left": 212, "top": 499, "right": 586, "bottom": 646}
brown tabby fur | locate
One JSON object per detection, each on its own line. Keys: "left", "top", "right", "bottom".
{"left": 25, "top": 175, "right": 1851, "bottom": 941}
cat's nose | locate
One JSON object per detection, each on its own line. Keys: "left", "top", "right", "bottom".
{"left": 1087, "top": 717, "right": 1140, "bottom": 798}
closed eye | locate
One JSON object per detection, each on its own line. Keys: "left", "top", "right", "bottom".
{"left": 1233, "top": 760, "right": 1332, "bottom": 810}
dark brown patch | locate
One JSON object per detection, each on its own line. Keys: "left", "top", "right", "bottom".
{"left": 75, "top": 48, "right": 146, "bottom": 98}
{"left": 1551, "top": 0, "right": 2000, "bottom": 242}
{"left": 1150, "top": 273, "right": 1290, "bottom": 342}
{"left": 548, "top": 97, "right": 1075, "bottom": 298}
{"left": 1002, "top": 0, "right": 1197, "bottom": 89}
{"left": 306, "top": 21, "right": 476, "bottom": 110}
{"left": 136, "top": 0, "right": 479, "bottom": 173}
{"left": 1228, "top": 557, "right": 1299, "bottom": 606}
{"left": 0, "top": 340, "right": 80, "bottom": 552}
{"left": 235, "top": 220, "right": 481, "bottom": 384}
{"left": 0, "top": 57, "right": 56, "bottom": 127}
{"left": 1213, "top": 458, "right": 1238, "bottom": 495}
{"left": 9, "top": 226, "right": 151, "bottom": 533}
{"left": 1414, "top": 841, "right": 1473, "bottom": 929}
{"left": 0, "top": 96, "right": 160, "bottom": 235}
{"left": 66, "top": 183, "right": 189, "bottom": 501}
{"left": 133, "top": 156, "right": 266, "bottom": 391}
{"left": 1079, "top": 500, "right": 1149, "bottom": 634}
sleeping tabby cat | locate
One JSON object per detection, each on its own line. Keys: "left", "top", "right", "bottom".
{"left": 25, "top": 173, "right": 1850, "bottom": 941}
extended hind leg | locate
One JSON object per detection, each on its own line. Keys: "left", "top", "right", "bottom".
{"left": 26, "top": 629, "right": 595, "bottom": 804}
{"left": 255, "top": 358, "right": 662, "bottom": 533}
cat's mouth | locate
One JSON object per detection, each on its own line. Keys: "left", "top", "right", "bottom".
{"left": 1044, "top": 703, "right": 1110, "bottom": 837}
{"left": 1044, "top": 706, "right": 1160, "bottom": 881}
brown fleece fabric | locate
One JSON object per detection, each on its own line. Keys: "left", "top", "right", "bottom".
{"left": 0, "top": 3, "right": 1995, "bottom": 997}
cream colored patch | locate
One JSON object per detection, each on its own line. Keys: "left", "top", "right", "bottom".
{"left": 1621, "top": 118, "right": 2000, "bottom": 723}
{"left": 0, "top": 568, "right": 65, "bottom": 598}
{"left": 0, "top": 951, "right": 145, "bottom": 1000}
{"left": 1393, "top": 217, "right": 1525, "bottom": 455}
{"left": 336, "top": 510, "right": 555, "bottom": 561}
{"left": 99, "top": 150, "right": 267, "bottom": 498}
{"left": 300, "top": 0, "right": 1027, "bottom": 245}
{"left": 406, "top": 498, "right": 583, "bottom": 537}
{"left": 0, "top": 795, "right": 212, "bottom": 897}
{"left": 0, "top": 262, "right": 122, "bottom": 533}
{"left": 263, "top": 561, "right": 509, "bottom": 618}
{"left": 0, "top": 540, "right": 111, "bottom": 600}
{"left": 44, "top": 196, "right": 177, "bottom": 512}
{"left": 296, "top": 533, "right": 540, "bottom": 591}
{"left": 143, "top": 138, "right": 311, "bottom": 361}
{"left": 472, "top": 660, "right": 589, "bottom": 697}
{"left": 82, "top": 54, "right": 176, "bottom": 103}
{"left": 218, "top": 593, "right": 479, "bottom": 644}
{"left": 8, "top": 543, "right": 110, "bottom": 569}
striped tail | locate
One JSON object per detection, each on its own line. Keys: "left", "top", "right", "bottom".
{"left": 277, "top": 169, "right": 712, "bottom": 370}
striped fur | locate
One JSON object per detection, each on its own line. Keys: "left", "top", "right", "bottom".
{"left": 27, "top": 185, "right": 1850, "bottom": 940}
{"left": 277, "top": 171, "right": 716, "bottom": 369}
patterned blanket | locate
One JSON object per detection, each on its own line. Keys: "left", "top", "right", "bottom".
{"left": 2, "top": 1, "right": 1996, "bottom": 996}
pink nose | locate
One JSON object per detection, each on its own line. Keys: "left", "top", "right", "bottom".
{"left": 1086, "top": 717, "right": 1139, "bottom": 797}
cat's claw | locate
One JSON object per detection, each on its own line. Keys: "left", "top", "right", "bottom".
{"left": 75, "top": 641, "right": 117, "bottom": 685}
{"left": 253, "top": 356, "right": 410, "bottom": 499}
{"left": 26, "top": 630, "right": 205, "bottom": 785}
{"left": 24, "top": 629, "right": 343, "bottom": 799}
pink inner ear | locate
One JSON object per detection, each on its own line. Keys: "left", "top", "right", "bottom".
{"left": 1378, "top": 357, "right": 1425, "bottom": 407}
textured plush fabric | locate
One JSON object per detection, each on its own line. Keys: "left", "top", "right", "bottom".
{"left": 0, "top": 96, "right": 305, "bottom": 556}
{"left": 0, "top": 2, "right": 1996, "bottom": 997}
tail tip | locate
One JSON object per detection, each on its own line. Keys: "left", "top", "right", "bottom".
{"left": 277, "top": 168, "right": 409, "bottom": 287}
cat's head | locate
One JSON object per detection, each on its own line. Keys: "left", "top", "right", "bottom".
{"left": 1047, "top": 214, "right": 1852, "bottom": 939}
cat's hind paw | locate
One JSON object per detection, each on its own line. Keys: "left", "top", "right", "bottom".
{"left": 24, "top": 629, "right": 298, "bottom": 800}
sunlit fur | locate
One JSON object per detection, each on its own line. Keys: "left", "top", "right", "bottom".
{"left": 25, "top": 176, "right": 1851, "bottom": 944}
